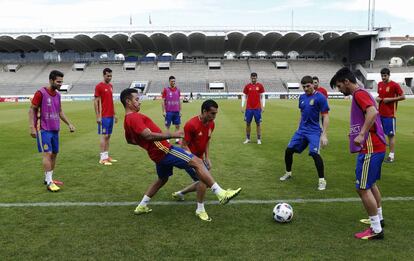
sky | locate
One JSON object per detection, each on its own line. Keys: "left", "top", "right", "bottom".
{"left": 0, "top": 0, "right": 413, "bottom": 36}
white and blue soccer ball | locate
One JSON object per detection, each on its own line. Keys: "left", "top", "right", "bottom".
{"left": 273, "top": 203, "right": 293, "bottom": 223}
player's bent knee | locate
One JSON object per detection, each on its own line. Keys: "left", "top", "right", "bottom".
{"left": 309, "top": 152, "right": 320, "bottom": 158}
{"left": 189, "top": 156, "right": 204, "bottom": 168}
{"left": 285, "top": 147, "right": 295, "bottom": 155}
{"left": 159, "top": 177, "right": 169, "bottom": 184}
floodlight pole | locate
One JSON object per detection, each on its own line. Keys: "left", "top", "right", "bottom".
{"left": 371, "top": 0, "right": 375, "bottom": 30}
{"left": 368, "top": 0, "right": 371, "bottom": 30}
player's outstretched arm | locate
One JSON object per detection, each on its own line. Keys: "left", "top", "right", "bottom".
{"left": 140, "top": 128, "right": 183, "bottom": 141}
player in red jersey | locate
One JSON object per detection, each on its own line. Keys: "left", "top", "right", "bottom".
{"left": 94, "top": 68, "right": 118, "bottom": 166}
{"left": 120, "top": 88, "right": 241, "bottom": 216}
{"left": 171, "top": 100, "right": 218, "bottom": 221}
{"left": 312, "top": 76, "right": 328, "bottom": 99}
{"left": 376, "top": 68, "right": 405, "bottom": 163}
{"left": 241, "top": 72, "right": 265, "bottom": 144}
{"left": 331, "top": 67, "right": 385, "bottom": 240}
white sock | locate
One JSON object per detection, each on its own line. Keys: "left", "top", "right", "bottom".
{"left": 100, "top": 152, "right": 105, "bottom": 161}
{"left": 369, "top": 215, "right": 382, "bottom": 233}
{"left": 286, "top": 171, "right": 292, "bottom": 176}
{"left": 319, "top": 178, "right": 325, "bottom": 182}
{"left": 45, "top": 171, "right": 53, "bottom": 184}
{"left": 389, "top": 152, "right": 394, "bottom": 159}
{"left": 139, "top": 195, "right": 151, "bottom": 207}
{"left": 211, "top": 183, "right": 223, "bottom": 195}
{"left": 196, "top": 202, "right": 205, "bottom": 213}
{"left": 377, "top": 207, "right": 383, "bottom": 220}
{"left": 103, "top": 151, "right": 109, "bottom": 160}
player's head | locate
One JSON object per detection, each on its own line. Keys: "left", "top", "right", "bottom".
{"left": 312, "top": 76, "right": 320, "bottom": 88}
{"left": 201, "top": 99, "right": 218, "bottom": 122}
{"left": 169, "top": 76, "right": 176, "bottom": 87}
{"left": 120, "top": 88, "right": 140, "bottom": 112}
{"left": 250, "top": 72, "right": 258, "bottom": 84}
{"left": 49, "top": 70, "right": 64, "bottom": 90}
{"left": 330, "top": 67, "right": 357, "bottom": 96}
{"left": 301, "top": 75, "right": 315, "bottom": 95}
{"left": 380, "top": 68, "right": 390, "bottom": 83}
{"left": 103, "top": 68, "right": 113, "bottom": 83}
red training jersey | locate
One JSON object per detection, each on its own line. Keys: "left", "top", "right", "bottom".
{"left": 184, "top": 116, "right": 215, "bottom": 159}
{"left": 316, "top": 86, "right": 328, "bottom": 99}
{"left": 31, "top": 87, "right": 58, "bottom": 107}
{"left": 377, "top": 80, "right": 403, "bottom": 117}
{"left": 243, "top": 83, "right": 265, "bottom": 110}
{"left": 124, "top": 112, "right": 171, "bottom": 163}
{"left": 354, "top": 91, "right": 386, "bottom": 154}
{"left": 94, "top": 82, "right": 115, "bottom": 117}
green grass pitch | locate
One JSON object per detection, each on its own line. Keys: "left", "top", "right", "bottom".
{"left": 1, "top": 99, "right": 414, "bottom": 260}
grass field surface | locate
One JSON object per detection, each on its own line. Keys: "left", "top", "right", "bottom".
{"left": 1, "top": 99, "right": 413, "bottom": 260}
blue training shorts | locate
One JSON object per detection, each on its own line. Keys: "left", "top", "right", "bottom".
{"left": 287, "top": 131, "right": 320, "bottom": 155}
{"left": 165, "top": 111, "right": 181, "bottom": 127}
{"left": 355, "top": 152, "right": 385, "bottom": 189}
{"left": 380, "top": 116, "right": 396, "bottom": 136}
{"left": 155, "top": 146, "right": 196, "bottom": 180}
{"left": 245, "top": 109, "right": 262, "bottom": 124}
{"left": 98, "top": 117, "right": 114, "bottom": 135}
{"left": 37, "top": 130, "right": 59, "bottom": 153}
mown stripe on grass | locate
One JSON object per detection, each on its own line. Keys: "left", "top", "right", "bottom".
{"left": 0, "top": 196, "right": 413, "bottom": 207}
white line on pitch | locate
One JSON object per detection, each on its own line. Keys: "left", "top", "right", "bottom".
{"left": 0, "top": 196, "right": 413, "bottom": 208}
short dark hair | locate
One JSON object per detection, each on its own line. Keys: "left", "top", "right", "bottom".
{"left": 301, "top": 75, "right": 313, "bottom": 84}
{"left": 49, "top": 70, "right": 64, "bottom": 80}
{"left": 201, "top": 99, "right": 218, "bottom": 113}
{"left": 251, "top": 72, "right": 257, "bottom": 77}
{"left": 169, "top": 76, "right": 175, "bottom": 81}
{"left": 312, "top": 76, "right": 319, "bottom": 81}
{"left": 380, "top": 68, "right": 390, "bottom": 75}
{"left": 330, "top": 67, "right": 357, "bottom": 88}
{"left": 103, "top": 68, "right": 112, "bottom": 75}
{"left": 120, "top": 88, "right": 138, "bottom": 108}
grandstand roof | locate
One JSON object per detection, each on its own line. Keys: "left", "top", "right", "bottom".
{"left": 0, "top": 27, "right": 378, "bottom": 56}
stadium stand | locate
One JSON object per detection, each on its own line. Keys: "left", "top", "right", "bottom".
{"left": 0, "top": 59, "right": 348, "bottom": 95}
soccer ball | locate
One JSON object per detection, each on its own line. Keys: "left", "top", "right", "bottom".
{"left": 273, "top": 203, "right": 293, "bottom": 223}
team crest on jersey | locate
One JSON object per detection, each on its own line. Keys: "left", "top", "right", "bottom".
{"left": 386, "top": 87, "right": 390, "bottom": 92}
{"left": 198, "top": 131, "right": 203, "bottom": 136}
{"left": 47, "top": 97, "right": 52, "bottom": 106}
{"left": 43, "top": 144, "right": 49, "bottom": 150}
{"left": 309, "top": 99, "right": 314, "bottom": 105}
{"left": 256, "top": 87, "right": 259, "bottom": 91}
